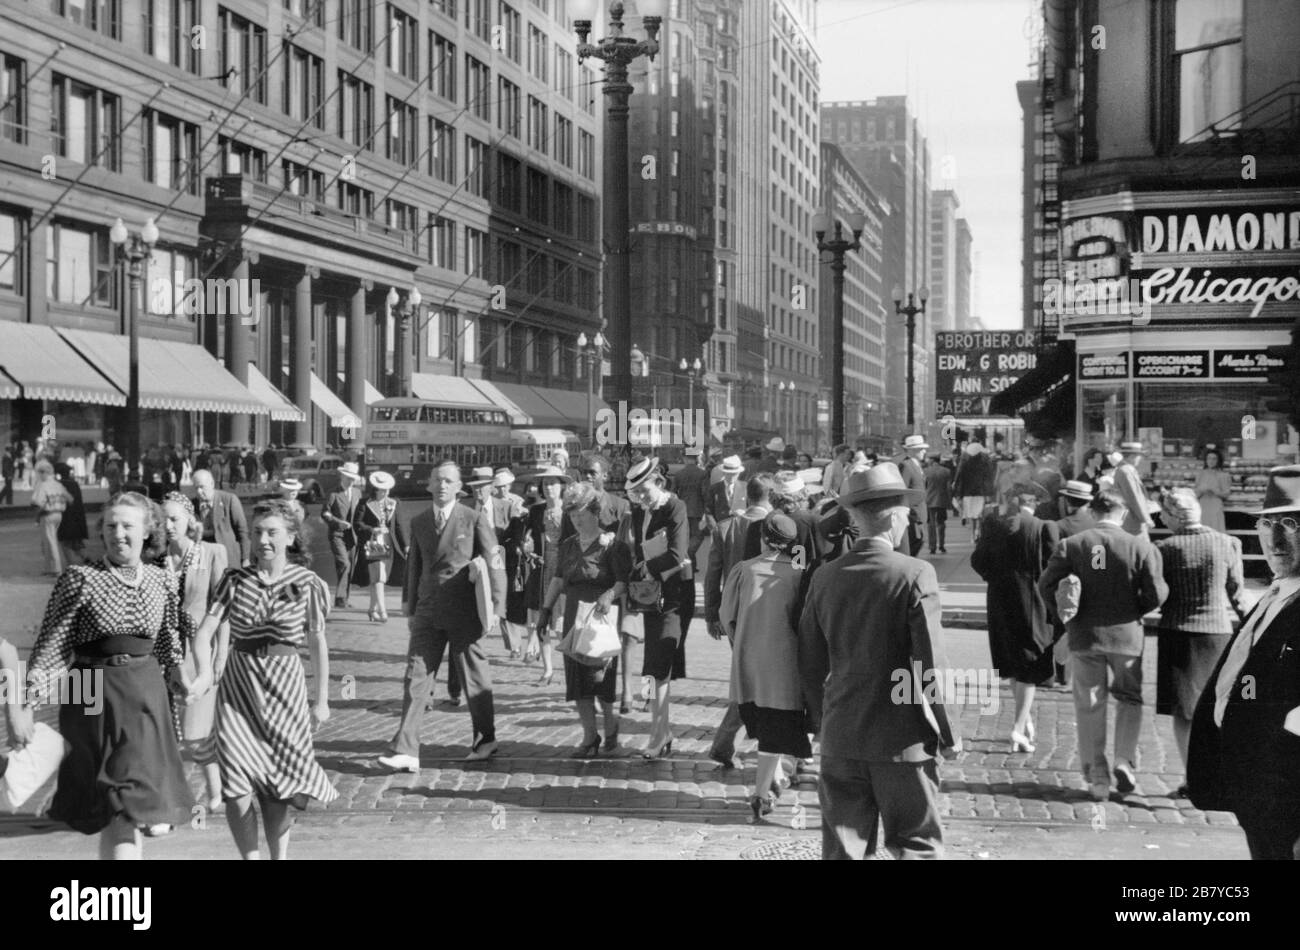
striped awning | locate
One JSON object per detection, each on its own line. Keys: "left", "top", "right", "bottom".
{"left": 309, "top": 372, "right": 362, "bottom": 428}
{"left": 58, "top": 329, "right": 267, "bottom": 414}
{"left": 247, "top": 363, "right": 306, "bottom": 422}
{"left": 0, "top": 321, "right": 125, "bottom": 405}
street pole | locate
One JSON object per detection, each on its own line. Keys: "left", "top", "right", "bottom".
{"left": 586, "top": 352, "right": 594, "bottom": 449}
{"left": 575, "top": 1, "right": 662, "bottom": 422}
{"left": 111, "top": 217, "right": 157, "bottom": 485}
{"left": 814, "top": 212, "right": 866, "bottom": 449}
{"left": 893, "top": 288, "right": 929, "bottom": 431}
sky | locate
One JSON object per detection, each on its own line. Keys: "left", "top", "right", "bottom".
{"left": 814, "top": 0, "right": 1038, "bottom": 329}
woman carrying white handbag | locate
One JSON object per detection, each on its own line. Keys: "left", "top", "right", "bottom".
{"left": 534, "top": 483, "right": 632, "bottom": 758}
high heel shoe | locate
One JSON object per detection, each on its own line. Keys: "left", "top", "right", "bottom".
{"left": 642, "top": 739, "right": 673, "bottom": 760}
{"left": 749, "top": 794, "right": 775, "bottom": 821}
{"left": 619, "top": 701, "right": 631, "bottom": 714}
{"left": 1010, "top": 731, "right": 1036, "bottom": 753}
{"left": 1024, "top": 719, "right": 1036, "bottom": 743}
{"left": 536, "top": 671, "right": 554, "bottom": 687}
{"left": 602, "top": 731, "right": 620, "bottom": 753}
{"left": 573, "top": 735, "right": 601, "bottom": 759}
{"left": 368, "top": 607, "right": 380, "bottom": 622}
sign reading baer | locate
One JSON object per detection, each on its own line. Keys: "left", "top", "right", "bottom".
{"left": 934, "top": 330, "right": 1040, "bottom": 417}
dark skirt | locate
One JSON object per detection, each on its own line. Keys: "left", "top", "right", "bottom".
{"left": 50, "top": 657, "right": 191, "bottom": 835}
{"left": 642, "top": 608, "right": 691, "bottom": 681}
{"left": 1157, "top": 629, "right": 1232, "bottom": 719}
{"left": 738, "top": 703, "right": 813, "bottom": 758}
{"left": 563, "top": 655, "right": 619, "bottom": 703}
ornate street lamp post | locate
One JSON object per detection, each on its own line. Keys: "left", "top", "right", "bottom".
{"left": 387, "top": 284, "right": 421, "bottom": 398}
{"left": 110, "top": 216, "right": 159, "bottom": 484}
{"left": 578, "top": 331, "right": 606, "bottom": 449}
{"left": 814, "top": 210, "right": 866, "bottom": 449}
{"left": 892, "top": 285, "right": 929, "bottom": 429}
{"left": 572, "top": 0, "right": 665, "bottom": 422}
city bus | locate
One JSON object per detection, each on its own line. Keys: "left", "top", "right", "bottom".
{"left": 510, "top": 428, "right": 583, "bottom": 466}
{"left": 364, "top": 397, "right": 512, "bottom": 496}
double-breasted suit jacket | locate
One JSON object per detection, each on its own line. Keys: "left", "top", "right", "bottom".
{"left": 403, "top": 504, "right": 506, "bottom": 647}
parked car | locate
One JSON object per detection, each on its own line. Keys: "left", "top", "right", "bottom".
{"left": 277, "top": 454, "right": 347, "bottom": 502}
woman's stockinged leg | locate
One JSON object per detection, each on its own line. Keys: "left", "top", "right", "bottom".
{"left": 261, "top": 797, "right": 293, "bottom": 860}
{"left": 225, "top": 793, "right": 261, "bottom": 859}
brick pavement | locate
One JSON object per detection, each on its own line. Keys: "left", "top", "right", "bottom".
{"left": 0, "top": 516, "right": 1255, "bottom": 858}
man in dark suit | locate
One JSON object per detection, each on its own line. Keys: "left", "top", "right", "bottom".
{"left": 923, "top": 455, "right": 953, "bottom": 554}
{"left": 321, "top": 461, "right": 365, "bottom": 608}
{"left": 671, "top": 447, "right": 709, "bottom": 569}
{"left": 192, "top": 468, "right": 248, "bottom": 571}
{"left": 1189, "top": 465, "right": 1300, "bottom": 859}
{"left": 1039, "top": 489, "right": 1168, "bottom": 801}
{"left": 379, "top": 461, "right": 506, "bottom": 768}
{"left": 705, "top": 474, "right": 773, "bottom": 769}
{"left": 899, "top": 435, "right": 928, "bottom": 556}
{"left": 800, "top": 464, "right": 960, "bottom": 859}
{"left": 703, "top": 455, "right": 748, "bottom": 530}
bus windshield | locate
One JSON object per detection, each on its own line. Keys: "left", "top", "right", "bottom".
{"left": 371, "top": 406, "right": 421, "bottom": 422}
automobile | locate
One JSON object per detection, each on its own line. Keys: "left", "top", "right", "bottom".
{"left": 276, "top": 454, "right": 348, "bottom": 502}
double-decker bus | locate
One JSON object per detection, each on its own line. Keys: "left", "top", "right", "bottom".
{"left": 510, "top": 428, "right": 583, "bottom": 466}
{"left": 364, "top": 397, "right": 512, "bottom": 496}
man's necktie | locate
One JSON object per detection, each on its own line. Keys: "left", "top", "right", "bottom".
{"left": 435, "top": 509, "right": 447, "bottom": 533}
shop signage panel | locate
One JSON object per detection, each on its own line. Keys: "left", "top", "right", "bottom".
{"left": 933, "top": 330, "right": 1039, "bottom": 417}
{"left": 1079, "top": 352, "right": 1129, "bottom": 380}
{"left": 1212, "top": 349, "right": 1286, "bottom": 379}
{"left": 1132, "top": 351, "right": 1209, "bottom": 379}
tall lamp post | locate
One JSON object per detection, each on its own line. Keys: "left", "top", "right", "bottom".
{"left": 386, "top": 284, "right": 422, "bottom": 398}
{"left": 892, "top": 285, "right": 929, "bottom": 429}
{"left": 573, "top": 0, "right": 665, "bottom": 421}
{"left": 678, "top": 357, "right": 703, "bottom": 416}
{"left": 814, "top": 210, "right": 866, "bottom": 449}
{"left": 110, "top": 216, "right": 159, "bottom": 484}
{"left": 578, "top": 331, "right": 606, "bottom": 448}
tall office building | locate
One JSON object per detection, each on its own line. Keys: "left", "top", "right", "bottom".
{"left": 955, "top": 216, "right": 973, "bottom": 331}
{"left": 818, "top": 142, "right": 887, "bottom": 450}
{"left": 821, "top": 96, "right": 931, "bottom": 438}
{"left": 0, "top": 0, "right": 602, "bottom": 452}
{"left": 1017, "top": 71, "right": 1060, "bottom": 341}
{"left": 928, "top": 188, "right": 960, "bottom": 333}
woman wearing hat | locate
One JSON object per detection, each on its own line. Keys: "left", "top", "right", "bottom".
{"left": 719, "top": 511, "right": 813, "bottom": 819}
{"left": 492, "top": 468, "right": 531, "bottom": 657}
{"left": 352, "top": 471, "right": 407, "bottom": 622}
{"left": 952, "top": 442, "right": 994, "bottom": 542}
{"left": 624, "top": 457, "right": 694, "bottom": 759}
{"left": 524, "top": 466, "right": 573, "bottom": 684}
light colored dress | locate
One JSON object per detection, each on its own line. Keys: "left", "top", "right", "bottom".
{"left": 1194, "top": 468, "right": 1232, "bottom": 533}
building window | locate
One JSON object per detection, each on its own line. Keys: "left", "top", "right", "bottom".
{"left": 465, "top": 135, "right": 489, "bottom": 197}
{"left": 577, "top": 129, "right": 595, "bottom": 178}
{"left": 554, "top": 114, "right": 573, "bottom": 166}
{"left": 428, "top": 118, "right": 456, "bottom": 182}
{"left": 283, "top": 159, "right": 325, "bottom": 202}
{"left": 526, "top": 168, "right": 548, "bottom": 225}
{"left": 497, "top": 152, "right": 522, "bottom": 211}
{"left": 527, "top": 96, "right": 547, "bottom": 153}
{"left": 337, "top": 181, "right": 374, "bottom": 217}
{"left": 440, "top": 309, "right": 457, "bottom": 359}
{"left": 553, "top": 181, "right": 573, "bottom": 234}
{"left": 149, "top": 0, "right": 200, "bottom": 72}
{"left": 47, "top": 221, "right": 114, "bottom": 307}
{"left": 218, "top": 136, "right": 267, "bottom": 180}
{"left": 429, "top": 32, "right": 457, "bottom": 100}
{"left": 1173, "top": 0, "right": 1243, "bottom": 143}
{"left": 51, "top": 0, "right": 120, "bottom": 38}
{"left": 338, "top": 0, "right": 373, "bottom": 50}
{"left": 283, "top": 43, "right": 325, "bottom": 129}
{"left": 498, "top": 3, "right": 521, "bottom": 61}
{"left": 283, "top": 0, "right": 325, "bottom": 26}
{"left": 146, "top": 246, "right": 197, "bottom": 316}
{"left": 576, "top": 194, "right": 596, "bottom": 242}
{"left": 426, "top": 309, "right": 442, "bottom": 358}
{"left": 465, "top": 226, "right": 486, "bottom": 277}
{"left": 498, "top": 77, "right": 521, "bottom": 137}
{"left": 143, "top": 109, "right": 199, "bottom": 194}
{"left": 386, "top": 97, "right": 418, "bottom": 165}
{"left": 0, "top": 210, "right": 24, "bottom": 294}
{"left": 219, "top": 7, "right": 268, "bottom": 105}
{"left": 466, "top": 55, "right": 491, "bottom": 120}
{"left": 386, "top": 200, "right": 418, "bottom": 240}
{"left": 386, "top": 5, "right": 418, "bottom": 79}
{"left": 554, "top": 45, "right": 573, "bottom": 98}
{"left": 431, "top": 0, "right": 457, "bottom": 20}
{"left": 528, "top": 24, "right": 548, "bottom": 82}
{"left": 52, "top": 76, "right": 119, "bottom": 171}
{"left": 338, "top": 73, "right": 375, "bottom": 149}
{"left": 429, "top": 215, "right": 455, "bottom": 269}
{"left": 466, "top": 0, "right": 491, "bottom": 41}
{"left": 1, "top": 55, "right": 26, "bottom": 145}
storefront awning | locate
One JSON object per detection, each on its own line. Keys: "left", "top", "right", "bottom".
{"left": 364, "top": 380, "right": 385, "bottom": 405}
{"left": 410, "top": 372, "right": 500, "bottom": 410}
{"left": 466, "top": 379, "right": 532, "bottom": 425}
{"left": 486, "top": 381, "right": 607, "bottom": 430}
{"left": 309, "top": 372, "right": 362, "bottom": 428}
{"left": 0, "top": 322, "right": 125, "bottom": 405}
{"left": 247, "top": 363, "right": 306, "bottom": 422}
{"left": 988, "top": 341, "right": 1076, "bottom": 417}
{"left": 58, "top": 329, "right": 266, "bottom": 413}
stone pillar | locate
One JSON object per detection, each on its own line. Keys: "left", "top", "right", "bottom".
{"left": 348, "top": 280, "right": 372, "bottom": 448}
{"left": 292, "top": 266, "right": 318, "bottom": 448}
{"left": 224, "top": 249, "right": 258, "bottom": 448}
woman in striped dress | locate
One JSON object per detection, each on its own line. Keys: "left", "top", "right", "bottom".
{"left": 187, "top": 498, "right": 336, "bottom": 860}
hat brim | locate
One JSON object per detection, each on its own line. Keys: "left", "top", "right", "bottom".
{"left": 1059, "top": 490, "right": 1093, "bottom": 502}
{"left": 836, "top": 486, "right": 924, "bottom": 507}
{"left": 1257, "top": 502, "right": 1300, "bottom": 515}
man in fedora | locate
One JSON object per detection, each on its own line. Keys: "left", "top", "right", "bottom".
{"left": 1114, "top": 441, "right": 1156, "bottom": 537}
{"left": 704, "top": 454, "right": 748, "bottom": 530}
{"left": 672, "top": 446, "right": 709, "bottom": 569}
{"left": 1039, "top": 489, "right": 1167, "bottom": 801}
{"left": 322, "top": 460, "right": 366, "bottom": 608}
{"left": 380, "top": 460, "right": 506, "bottom": 769}
{"left": 800, "top": 463, "right": 960, "bottom": 859}
{"left": 758, "top": 437, "right": 785, "bottom": 475}
{"left": 1189, "top": 465, "right": 1300, "bottom": 859}
{"left": 1056, "top": 479, "right": 1096, "bottom": 538}
{"left": 899, "top": 435, "right": 929, "bottom": 556}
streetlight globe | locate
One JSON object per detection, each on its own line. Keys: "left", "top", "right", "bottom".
{"left": 847, "top": 211, "right": 867, "bottom": 233}
{"left": 110, "top": 218, "right": 128, "bottom": 246}
{"left": 891, "top": 285, "right": 903, "bottom": 305}
{"left": 386, "top": 286, "right": 400, "bottom": 308}
{"left": 679, "top": 358, "right": 687, "bottom": 371}
{"left": 569, "top": 0, "right": 601, "bottom": 22}
{"left": 639, "top": 0, "right": 670, "bottom": 17}
{"left": 409, "top": 286, "right": 422, "bottom": 308}
{"left": 594, "top": 332, "right": 606, "bottom": 348}
{"left": 141, "top": 217, "right": 159, "bottom": 246}
{"left": 693, "top": 358, "right": 702, "bottom": 371}
{"left": 811, "top": 211, "right": 829, "bottom": 237}
{"left": 578, "top": 332, "right": 588, "bottom": 348}
{"left": 918, "top": 286, "right": 930, "bottom": 302}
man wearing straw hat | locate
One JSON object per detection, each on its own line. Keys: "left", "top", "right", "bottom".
{"left": 321, "top": 461, "right": 366, "bottom": 608}
{"left": 1113, "top": 441, "right": 1156, "bottom": 537}
{"left": 800, "top": 463, "right": 960, "bottom": 859}
{"left": 704, "top": 455, "right": 748, "bottom": 530}
{"left": 899, "top": 435, "right": 929, "bottom": 556}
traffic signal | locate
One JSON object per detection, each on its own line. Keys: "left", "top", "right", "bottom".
{"left": 1265, "top": 319, "right": 1300, "bottom": 431}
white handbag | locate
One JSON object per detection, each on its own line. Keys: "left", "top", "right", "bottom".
{"left": 0, "top": 722, "right": 68, "bottom": 812}
{"left": 571, "top": 600, "right": 622, "bottom": 662}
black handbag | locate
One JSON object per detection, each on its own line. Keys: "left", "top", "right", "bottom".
{"left": 626, "top": 576, "right": 663, "bottom": 614}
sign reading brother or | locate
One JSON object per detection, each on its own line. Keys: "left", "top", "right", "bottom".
{"left": 933, "top": 330, "right": 1039, "bottom": 417}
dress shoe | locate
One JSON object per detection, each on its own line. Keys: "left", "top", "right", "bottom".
{"left": 1113, "top": 762, "right": 1138, "bottom": 794}
{"left": 465, "top": 739, "right": 498, "bottom": 761}
{"left": 441, "top": 696, "right": 462, "bottom": 708}
{"left": 1089, "top": 782, "right": 1110, "bottom": 802}
{"left": 1009, "top": 731, "right": 1036, "bottom": 753}
{"left": 334, "top": 597, "right": 347, "bottom": 608}
{"left": 709, "top": 751, "right": 741, "bottom": 770}
{"left": 377, "top": 753, "right": 420, "bottom": 773}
